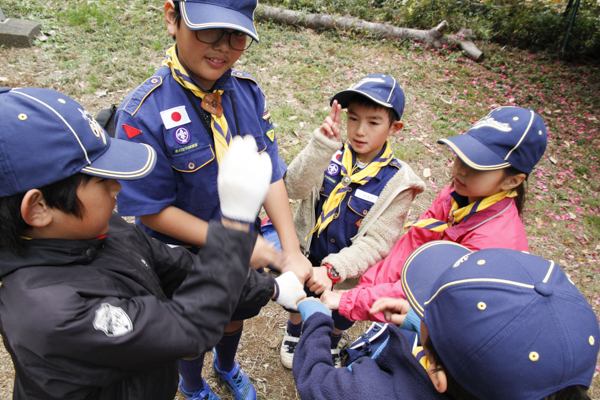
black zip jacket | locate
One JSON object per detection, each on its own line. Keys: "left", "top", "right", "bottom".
{"left": 0, "top": 213, "right": 274, "bottom": 400}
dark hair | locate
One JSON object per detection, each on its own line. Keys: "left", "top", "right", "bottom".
{"left": 0, "top": 174, "right": 92, "bottom": 256}
{"left": 423, "top": 335, "right": 591, "bottom": 400}
{"left": 505, "top": 166, "right": 527, "bottom": 217}
{"left": 347, "top": 94, "right": 399, "bottom": 128}
{"left": 172, "top": 1, "right": 181, "bottom": 28}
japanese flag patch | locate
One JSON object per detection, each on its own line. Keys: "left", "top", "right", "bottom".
{"left": 160, "top": 106, "right": 191, "bottom": 130}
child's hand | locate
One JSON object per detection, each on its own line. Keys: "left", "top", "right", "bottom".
{"left": 281, "top": 250, "right": 313, "bottom": 284}
{"left": 273, "top": 271, "right": 307, "bottom": 311}
{"left": 320, "top": 289, "right": 342, "bottom": 310}
{"left": 369, "top": 297, "right": 411, "bottom": 325}
{"left": 306, "top": 266, "right": 332, "bottom": 295}
{"left": 318, "top": 100, "right": 342, "bottom": 142}
{"left": 297, "top": 297, "right": 321, "bottom": 306}
{"left": 218, "top": 135, "right": 272, "bottom": 223}
{"left": 250, "top": 235, "right": 283, "bottom": 270}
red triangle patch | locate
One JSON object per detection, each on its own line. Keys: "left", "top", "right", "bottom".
{"left": 123, "top": 124, "right": 142, "bottom": 139}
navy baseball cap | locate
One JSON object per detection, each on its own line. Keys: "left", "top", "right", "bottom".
{"left": 331, "top": 73, "right": 405, "bottom": 121}
{"left": 0, "top": 87, "right": 157, "bottom": 197}
{"left": 176, "top": 0, "right": 260, "bottom": 43}
{"left": 401, "top": 241, "right": 600, "bottom": 400}
{"left": 438, "top": 106, "right": 547, "bottom": 174}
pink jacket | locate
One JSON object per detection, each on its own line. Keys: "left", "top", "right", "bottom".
{"left": 338, "top": 184, "right": 529, "bottom": 322}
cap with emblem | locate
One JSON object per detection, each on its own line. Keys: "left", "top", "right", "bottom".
{"left": 0, "top": 87, "right": 157, "bottom": 197}
{"left": 438, "top": 106, "right": 547, "bottom": 174}
{"left": 401, "top": 241, "right": 600, "bottom": 400}
{"left": 175, "top": 0, "right": 259, "bottom": 42}
{"left": 330, "top": 73, "right": 405, "bottom": 121}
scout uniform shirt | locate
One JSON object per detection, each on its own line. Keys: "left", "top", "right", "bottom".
{"left": 309, "top": 145, "right": 402, "bottom": 263}
{"left": 115, "top": 66, "right": 286, "bottom": 246}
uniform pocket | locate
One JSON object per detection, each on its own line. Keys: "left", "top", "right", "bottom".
{"left": 347, "top": 195, "right": 373, "bottom": 218}
{"left": 169, "top": 143, "right": 215, "bottom": 172}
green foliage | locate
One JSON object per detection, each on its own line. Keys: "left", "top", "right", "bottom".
{"left": 261, "top": 0, "right": 600, "bottom": 61}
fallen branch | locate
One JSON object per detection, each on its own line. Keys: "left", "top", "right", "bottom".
{"left": 255, "top": 5, "right": 483, "bottom": 62}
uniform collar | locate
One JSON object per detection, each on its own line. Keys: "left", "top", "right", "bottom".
{"left": 443, "top": 190, "right": 516, "bottom": 241}
{"left": 182, "top": 66, "right": 235, "bottom": 93}
{"left": 342, "top": 144, "right": 391, "bottom": 181}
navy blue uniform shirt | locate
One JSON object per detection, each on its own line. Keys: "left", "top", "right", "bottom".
{"left": 115, "top": 66, "right": 286, "bottom": 245}
{"left": 309, "top": 146, "right": 402, "bottom": 262}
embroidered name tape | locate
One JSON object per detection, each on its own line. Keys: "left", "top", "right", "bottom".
{"left": 355, "top": 189, "right": 378, "bottom": 203}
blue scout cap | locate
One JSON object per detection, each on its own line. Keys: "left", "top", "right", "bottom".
{"left": 330, "top": 73, "right": 405, "bottom": 121}
{"left": 401, "top": 241, "right": 600, "bottom": 400}
{"left": 438, "top": 106, "right": 547, "bottom": 174}
{"left": 0, "top": 87, "right": 157, "bottom": 197}
{"left": 176, "top": 0, "right": 260, "bottom": 43}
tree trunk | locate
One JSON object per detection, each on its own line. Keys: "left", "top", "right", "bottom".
{"left": 255, "top": 5, "right": 484, "bottom": 62}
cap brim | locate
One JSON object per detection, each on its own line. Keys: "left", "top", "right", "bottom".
{"left": 438, "top": 134, "right": 511, "bottom": 171}
{"left": 401, "top": 241, "right": 472, "bottom": 319}
{"left": 331, "top": 89, "right": 393, "bottom": 110}
{"left": 81, "top": 138, "right": 156, "bottom": 180}
{"left": 180, "top": 2, "right": 259, "bottom": 42}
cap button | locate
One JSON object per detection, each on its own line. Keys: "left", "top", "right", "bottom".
{"left": 534, "top": 282, "right": 553, "bottom": 296}
{"left": 0, "top": 87, "right": 11, "bottom": 93}
{"left": 86, "top": 248, "right": 96, "bottom": 258}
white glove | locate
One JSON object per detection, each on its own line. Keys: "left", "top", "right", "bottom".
{"left": 274, "top": 271, "right": 307, "bottom": 311}
{"left": 218, "top": 135, "right": 272, "bottom": 223}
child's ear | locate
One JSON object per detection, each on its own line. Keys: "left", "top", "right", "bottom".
{"left": 164, "top": 0, "right": 177, "bottom": 37}
{"left": 501, "top": 173, "right": 527, "bottom": 191}
{"left": 21, "top": 189, "right": 53, "bottom": 228}
{"left": 390, "top": 121, "right": 404, "bottom": 135}
{"left": 427, "top": 363, "right": 448, "bottom": 393}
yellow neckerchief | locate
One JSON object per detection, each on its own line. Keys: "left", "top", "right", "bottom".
{"left": 164, "top": 44, "right": 231, "bottom": 163}
{"left": 413, "top": 346, "right": 431, "bottom": 370}
{"left": 308, "top": 140, "right": 394, "bottom": 237}
{"left": 405, "top": 189, "right": 517, "bottom": 233}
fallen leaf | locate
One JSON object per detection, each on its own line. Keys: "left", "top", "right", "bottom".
{"left": 423, "top": 168, "right": 431, "bottom": 178}
{"left": 549, "top": 156, "right": 558, "bottom": 164}
{"left": 288, "top": 116, "right": 298, "bottom": 121}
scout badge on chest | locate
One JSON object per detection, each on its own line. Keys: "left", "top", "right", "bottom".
{"left": 201, "top": 92, "right": 223, "bottom": 117}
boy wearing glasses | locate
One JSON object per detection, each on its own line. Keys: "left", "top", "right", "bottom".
{"left": 114, "top": 1, "right": 312, "bottom": 399}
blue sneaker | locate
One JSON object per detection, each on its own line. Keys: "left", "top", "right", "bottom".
{"left": 212, "top": 350, "right": 257, "bottom": 400}
{"left": 179, "top": 377, "right": 220, "bottom": 400}
{"left": 342, "top": 322, "right": 390, "bottom": 368}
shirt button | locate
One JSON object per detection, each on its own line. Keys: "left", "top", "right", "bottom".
{"left": 320, "top": 186, "right": 324, "bottom": 192}
{"left": 188, "top": 162, "right": 195, "bottom": 170}
{"left": 330, "top": 238, "right": 335, "bottom": 243}
{"left": 348, "top": 188, "right": 352, "bottom": 192}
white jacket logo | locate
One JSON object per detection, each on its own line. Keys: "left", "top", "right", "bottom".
{"left": 93, "top": 303, "right": 133, "bottom": 337}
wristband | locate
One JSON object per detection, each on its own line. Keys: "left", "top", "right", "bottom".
{"left": 323, "top": 262, "right": 341, "bottom": 284}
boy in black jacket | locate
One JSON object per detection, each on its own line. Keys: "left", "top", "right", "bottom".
{"left": 0, "top": 87, "right": 304, "bottom": 400}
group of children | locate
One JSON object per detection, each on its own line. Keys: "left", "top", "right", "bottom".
{"left": 0, "top": 1, "right": 598, "bottom": 400}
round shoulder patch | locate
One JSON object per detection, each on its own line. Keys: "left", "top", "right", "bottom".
{"left": 93, "top": 303, "right": 133, "bottom": 337}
